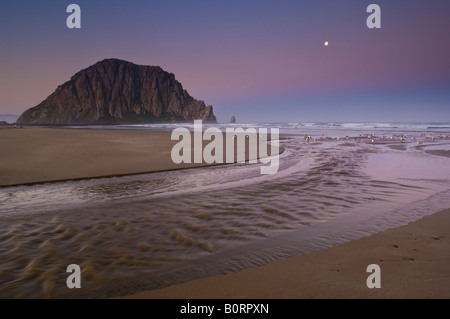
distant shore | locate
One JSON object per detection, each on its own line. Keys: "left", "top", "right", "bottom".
{"left": 124, "top": 208, "right": 450, "bottom": 299}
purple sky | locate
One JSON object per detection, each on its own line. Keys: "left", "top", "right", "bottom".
{"left": 1, "top": 0, "right": 449, "bottom": 122}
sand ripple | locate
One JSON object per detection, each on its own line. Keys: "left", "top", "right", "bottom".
{"left": 1, "top": 132, "right": 449, "bottom": 298}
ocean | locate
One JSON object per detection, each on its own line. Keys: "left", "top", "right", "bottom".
{"left": 1, "top": 122, "right": 449, "bottom": 298}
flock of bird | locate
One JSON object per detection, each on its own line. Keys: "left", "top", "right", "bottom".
{"left": 301, "top": 133, "right": 450, "bottom": 146}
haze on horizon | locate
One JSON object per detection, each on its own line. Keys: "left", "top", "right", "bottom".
{"left": 1, "top": 0, "right": 449, "bottom": 123}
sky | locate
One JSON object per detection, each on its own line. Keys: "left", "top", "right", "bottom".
{"left": 1, "top": 0, "right": 449, "bottom": 123}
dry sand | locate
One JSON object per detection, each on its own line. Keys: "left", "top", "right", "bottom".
{"left": 125, "top": 208, "right": 450, "bottom": 299}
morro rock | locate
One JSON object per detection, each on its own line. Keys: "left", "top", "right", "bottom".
{"left": 17, "top": 59, "right": 216, "bottom": 125}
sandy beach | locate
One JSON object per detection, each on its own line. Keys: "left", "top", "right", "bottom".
{"left": 0, "top": 126, "right": 449, "bottom": 299}
{"left": 0, "top": 127, "right": 277, "bottom": 186}
{"left": 0, "top": 127, "right": 204, "bottom": 186}
{"left": 124, "top": 208, "right": 450, "bottom": 299}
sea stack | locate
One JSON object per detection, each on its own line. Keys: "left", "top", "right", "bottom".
{"left": 17, "top": 58, "right": 216, "bottom": 125}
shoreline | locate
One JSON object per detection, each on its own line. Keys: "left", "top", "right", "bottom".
{"left": 0, "top": 162, "right": 230, "bottom": 188}
{"left": 123, "top": 208, "right": 450, "bottom": 299}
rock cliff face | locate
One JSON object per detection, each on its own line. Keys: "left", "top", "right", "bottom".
{"left": 17, "top": 59, "right": 216, "bottom": 125}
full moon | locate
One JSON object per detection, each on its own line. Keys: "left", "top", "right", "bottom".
{"left": 324, "top": 41, "right": 329, "bottom": 46}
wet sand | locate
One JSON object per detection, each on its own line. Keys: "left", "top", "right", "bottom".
{"left": 0, "top": 128, "right": 184, "bottom": 186}
{"left": 387, "top": 144, "right": 407, "bottom": 151}
{"left": 0, "top": 127, "right": 278, "bottom": 186}
{"left": 424, "top": 150, "right": 450, "bottom": 158}
{"left": 415, "top": 144, "right": 450, "bottom": 159}
{"left": 125, "top": 208, "right": 450, "bottom": 299}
